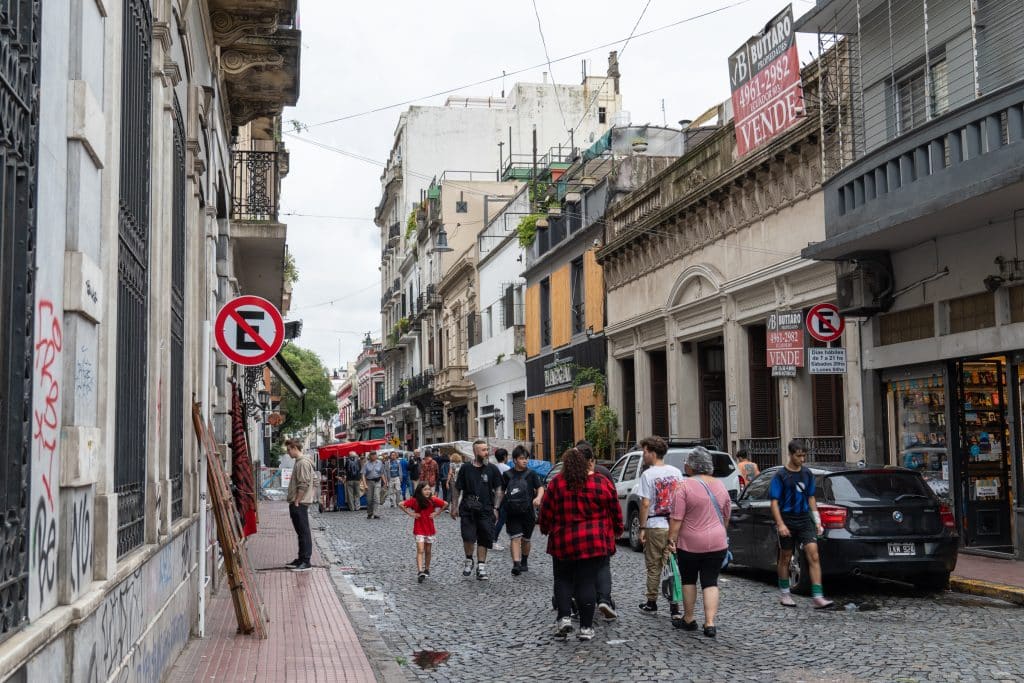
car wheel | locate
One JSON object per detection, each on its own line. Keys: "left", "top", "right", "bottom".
{"left": 790, "top": 545, "right": 812, "bottom": 595}
{"left": 628, "top": 509, "right": 643, "bottom": 552}
{"left": 913, "top": 572, "right": 950, "bottom": 592}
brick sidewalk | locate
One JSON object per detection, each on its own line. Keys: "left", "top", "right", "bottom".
{"left": 167, "top": 502, "right": 377, "bottom": 682}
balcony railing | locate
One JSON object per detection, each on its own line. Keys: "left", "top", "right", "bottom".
{"left": 232, "top": 149, "right": 279, "bottom": 221}
{"left": 796, "top": 436, "right": 846, "bottom": 464}
{"left": 407, "top": 371, "right": 434, "bottom": 398}
{"left": 388, "top": 222, "right": 401, "bottom": 243}
{"left": 382, "top": 387, "right": 407, "bottom": 410}
{"left": 739, "top": 437, "right": 781, "bottom": 471}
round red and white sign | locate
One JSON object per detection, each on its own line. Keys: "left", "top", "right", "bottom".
{"left": 806, "top": 302, "right": 845, "bottom": 343}
{"left": 215, "top": 295, "right": 285, "bottom": 366}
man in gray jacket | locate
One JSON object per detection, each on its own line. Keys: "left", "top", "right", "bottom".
{"left": 286, "top": 439, "right": 317, "bottom": 571}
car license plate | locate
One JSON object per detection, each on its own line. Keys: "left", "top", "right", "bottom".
{"left": 888, "top": 542, "right": 915, "bottom": 556}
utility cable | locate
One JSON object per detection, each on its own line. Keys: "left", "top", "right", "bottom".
{"left": 530, "top": 0, "right": 568, "bottom": 132}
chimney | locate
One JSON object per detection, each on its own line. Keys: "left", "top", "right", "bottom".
{"left": 607, "top": 51, "right": 620, "bottom": 95}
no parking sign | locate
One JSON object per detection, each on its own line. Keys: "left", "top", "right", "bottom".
{"left": 806, "top": 303, "right": 845, "bottom": 343}
{"left": 215, "top": 295, "right": 285, "bottom": 366}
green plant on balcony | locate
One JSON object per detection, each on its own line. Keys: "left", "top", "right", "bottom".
{"left": 397, "top": 317, "right": 411, "bottom": 333}
{"left": 572, "top": 365, "right": 607, "bottom": 403}
{"left": 585, "top": 405, "right": 620, "bottom": 460}
{"left": 517, "top": 213, "right": 544, "bottom": 247}
{"left": 514, "top": 345, "right": 526, "bottom": 355}
{"left": 406, "top": 210, "right": 417, "bottom": 239}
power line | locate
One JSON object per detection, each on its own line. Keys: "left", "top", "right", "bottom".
{"left": 282, "top": 212, "right": 376, "bottom": 221}
{"left": 288, "top": 281, "right": 381, "bottom": 313}
{"left": 530, "top": 0, "right": 568, "bottom": 132}
{"left": 296, "top": 2, "right": 755, "bottom": 130}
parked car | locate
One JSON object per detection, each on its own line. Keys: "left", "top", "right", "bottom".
{"left": 728, "top": 464, "right": 959, "bottom": 593}
{"left": 616, "top": 443, "right": 740, "bottom": 551}
{"left": 544, "top": 459, "right": 615, "bottom": 485}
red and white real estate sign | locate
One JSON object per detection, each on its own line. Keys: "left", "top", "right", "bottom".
{"left": 767, "top": 309, "right": 804, "bottom": 368}
{"left": 728, "top": 4, "right": 804, "bottom": 157}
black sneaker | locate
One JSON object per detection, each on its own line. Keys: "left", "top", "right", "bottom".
{"left": 639, "top": 601, "right": 658, "bottom": 613}
{"left": 290, "top": 561, "right": 312, "bottom": 572}
{"left": 284, "top": 558, "right": 301, "bottom": 569}
{"left": 520, "top": 556, "right": 529, "bottom": 572}
{"left": 598, "top": 602, "right": 618, "bottom": 620}
{"left": 417, "top": 572, "right": 426, "bottom": 583}
{"left": 512, "top": 562, "right": 522, "bottom": 576}
{"left": 424, "top": 569, "right": 430, "bottom": 577}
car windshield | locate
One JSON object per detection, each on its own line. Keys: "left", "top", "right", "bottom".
{"left": 822, "top": 471, "right": 935, "bottom": 504}
{"left": 664, "top": 450, "right": 735, "bottom": 478}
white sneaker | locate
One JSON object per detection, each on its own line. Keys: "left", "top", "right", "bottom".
{"left": 462, "top": 558, "right": 474, "bottom": 577}
{"left": 577, "top": 627, "right": 595, "bottom": 641}
{"left": 476, "top": 562, "right": 489, "bottom": 580}
{"left": 554, "top": 617, "right": 573, "bottom": 640}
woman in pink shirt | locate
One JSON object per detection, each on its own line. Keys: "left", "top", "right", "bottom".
{"left": 667, "top": 448, "right": 731, "bottom": 638}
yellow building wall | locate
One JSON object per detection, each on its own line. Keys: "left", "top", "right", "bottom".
{"left": 526, "top": 385, "right": 598, "bottom": 462}
{"left": 551, "top": 264, "right": 571, "bottom": 348}
{"left": 584, "top": 249, "right": 604, "bottom": 334}
{"left": 525, "top": 283, "right": 540, "bottom": 357}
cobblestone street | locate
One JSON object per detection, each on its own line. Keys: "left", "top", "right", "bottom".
{"left": 314, "top": 506, "right": 1024, "bottom": 682}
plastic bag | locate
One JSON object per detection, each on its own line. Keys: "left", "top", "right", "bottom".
{"left": 660, "top": 554, "right": 683, "bottom": 604}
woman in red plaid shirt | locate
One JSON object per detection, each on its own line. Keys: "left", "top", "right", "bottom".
{"left": 538, "top": 447, "right": 623, "bottom": 642}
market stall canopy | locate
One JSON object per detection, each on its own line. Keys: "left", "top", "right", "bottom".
{"left": 317, "top": 439, "right": 387, "bottom": 460}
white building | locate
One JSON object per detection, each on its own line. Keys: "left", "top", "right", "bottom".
{"left": 377, "top": 53, "right": 623, "bottom": 448}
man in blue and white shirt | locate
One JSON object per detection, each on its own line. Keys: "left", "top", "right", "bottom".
{"left": 362, "top": 451, "right": 388, "bottom": 519}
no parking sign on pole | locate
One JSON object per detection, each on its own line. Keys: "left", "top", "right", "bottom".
{"left": 806, "top": 302, "right": 845, "bottom": 343}
{"left": 215, "top": 295, "right": 285, "bottom": 366}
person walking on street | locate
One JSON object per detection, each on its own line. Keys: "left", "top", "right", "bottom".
{"left": 386, "top": 452, "right": 404, "bottom": 506}
{"left": 492, "top": 448, "right": 511, "bottom": 551}
{"left": 576, "top": 440, "right": 617, "bottom": 620}
{"left": 408, "top": 448, "right": 422, "bottom": 493}
{"left": 344, "top": 453, "right": 362, "bottom": 511}
{"left": 285, "top": 440, "right": 316, "bottom": 571}
{"left": 451, "top": 441, "right": 503, "bottom": 580}
{"left": 401, "top": 482, "right": 448, "bottom": 582}
{"left": 667, "top": 448, "right": 731, "bottom": 637}
{"left": 437, "top": 450, "right": 451, "bottom": 502}
{"left": 420, "top": 448, "right": 440, "bottom": 498}
{"left": 736, "top": 449, "right": 759, "bottom": 488}
{"left": 637, "top": 436, "right": 685, "bottom": 623}
{"left": 772, "top": 439, "right": 834, "bottom": 609}
{"left": 400, "top": 452, "right": 412, "bottom": 498}
{"left": 362, "top": 451, "right": 387, "bottom": 519}
{"left": 446, "top": 453, "right": 463, "bottom": 501}
{"left": 539, "top": 447, "right": 623, "bottom": 642}
{"left": 502, "top": 446, "right": 544, "bottom": 576}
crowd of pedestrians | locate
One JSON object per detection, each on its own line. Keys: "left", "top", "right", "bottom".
{"left": 294, "top": 434, "right": 833, "bottom": 643}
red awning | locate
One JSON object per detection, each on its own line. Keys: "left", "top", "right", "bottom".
{"left": 317, "top": 439, "right": 387, "bottom": 460}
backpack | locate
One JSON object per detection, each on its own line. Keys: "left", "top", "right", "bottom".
{"left": 345, "top": 458, "right": 361, "bottom": 479}
{"left": 504, "top": 470, "right": 534, "bottom": 514}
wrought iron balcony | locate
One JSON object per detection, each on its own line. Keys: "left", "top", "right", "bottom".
{"left": 388, "top": 221, "right": 401, "bottom": 243}
{"left": 795, "top": 436, "right": 846, "bottom": 464}
{"left": 407, "top": 371, "right": 434, "bottom": 398}
{"left": 232, "top": 149, "right": 280, "bottom": 221}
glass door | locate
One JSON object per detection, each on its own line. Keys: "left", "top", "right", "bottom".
{"left": 955, "top": 358, "right": 1012, "bottom": 551}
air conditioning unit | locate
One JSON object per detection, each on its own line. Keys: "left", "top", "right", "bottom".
{"left": 836, "top": 269, "right": 875, "bottom": 314}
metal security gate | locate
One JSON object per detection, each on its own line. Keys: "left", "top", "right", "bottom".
{"left": 0, "top": 0, "right": 41, "bottom": 644}
{"left": 114, "top": 0, "right": 152, "bottom": 557}
{"left": 170, "top": 95, "right": 185, "bottom": 521}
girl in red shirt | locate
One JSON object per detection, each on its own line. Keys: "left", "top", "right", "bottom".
{"left": 401, "top": 482, "right": 448, "bottom": 582}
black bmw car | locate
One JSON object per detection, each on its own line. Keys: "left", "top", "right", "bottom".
{"left": 728, "top": 464, "right": 959, "bottom": 593}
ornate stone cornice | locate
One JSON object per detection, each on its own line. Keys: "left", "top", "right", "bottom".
{"left": 210, "top": 10, "right": 279, "bottom": 46}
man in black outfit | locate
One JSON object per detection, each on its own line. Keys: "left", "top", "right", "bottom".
{"left": 452, "top": 440, "right": 503, "bottom": 580}
{"left": 578, "top": 440, "right": 617, "bottom": 619}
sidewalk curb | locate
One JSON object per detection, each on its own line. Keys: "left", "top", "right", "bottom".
{"left": 950, "top": 576, "right": 1024, "bottom": 605}
{"left": 314, "top": 527, "right": 408, "bottom": 683}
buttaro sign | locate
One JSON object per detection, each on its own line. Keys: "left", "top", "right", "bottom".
{"left": 728, "top": 4, "right": 805, "bottom": 157}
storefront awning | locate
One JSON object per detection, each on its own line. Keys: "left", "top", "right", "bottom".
{"left": 268, "top": 351, "right": 306, "bottom": 401}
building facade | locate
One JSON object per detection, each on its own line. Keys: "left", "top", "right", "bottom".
{"left": 797, "top": 0, "right": 1024, "bottom": 556}
{"left": 599, "top": 65, "right": 864, "bottom": 469}
{"left": 0, "top": 0, "right": 300, "bottom": 678}
{"left": 375, "top": 59, "right": 622, "bottom": 447}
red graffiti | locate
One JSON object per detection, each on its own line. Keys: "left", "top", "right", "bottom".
{"left": 33, "top": 300, "right": 63, "bottom": 511}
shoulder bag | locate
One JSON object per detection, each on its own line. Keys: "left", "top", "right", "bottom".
{"left": 696, "top": 478, "right": 733, "bottom": 570}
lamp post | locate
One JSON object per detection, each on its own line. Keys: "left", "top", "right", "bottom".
{"left": 258, "top": 389, "right": 270, "bottom": 465}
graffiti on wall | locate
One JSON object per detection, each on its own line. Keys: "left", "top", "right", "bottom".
{"left": 68, "top": 488, "right": 93, "bottom": 596}
{"left": 31, "top": 299, "right": 63, "bottom": 614}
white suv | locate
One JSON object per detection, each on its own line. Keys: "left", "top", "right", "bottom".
{"left": 611, "top": 445, "right": 739, "bottom": 552}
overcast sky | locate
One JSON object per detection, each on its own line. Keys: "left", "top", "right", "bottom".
{"left": 280, "top": 0, "right": 817, "bottom": 371}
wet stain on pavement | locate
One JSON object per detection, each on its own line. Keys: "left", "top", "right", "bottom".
{"left": 412, "top": 650, "right": 451, "bottom": 669}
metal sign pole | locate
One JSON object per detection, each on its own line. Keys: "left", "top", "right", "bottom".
{"left": 199, "top": 321, "right": 211, "bottom": 637}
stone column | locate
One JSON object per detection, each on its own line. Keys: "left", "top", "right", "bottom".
{"left": 666, "top": 341, "right": 679, "bottom": 438}
{"left": 606, "top": 352, "right": 624, "bottom": 440}
{"left": 676, "top": 344, "right": 701, "bottom": 437}
{"left": 634, "top": 348, "right": 652, "bottom": 438}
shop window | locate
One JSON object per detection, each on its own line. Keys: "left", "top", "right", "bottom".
{"left": 1010, "top": 286, "right": 1024, "bottom": 323}
{"left": 888, "top": 376, "right": 948, "bottom": 503}
{"left": 949, "top": 292, "right": 995, "bottom": 334}
{"left": 540, "top": 278, "right": 551, "bottom": 347}
{"left": 879, "top": 305, "right": 934, "bottom": 345}
{"left": 571, "top": 257, "right": 585, "bottom": 334}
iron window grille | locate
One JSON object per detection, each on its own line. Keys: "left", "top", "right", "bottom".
{"left": 570, "top": 258, "right": 585, "bottom": 334}
{"left": 0, "top": 0, "right": 41, "bottom": 645}
{"left": 115, "top": 0, "right": 153, "bottom": 558}
{"left": 170, "top": 95, "right": 186, "bottom": 521}
{"left": 231, "top": 148, "right": 279, "bottom": 221}
{"left": 540, "top": 278, "right": 551, "bottom": 347}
